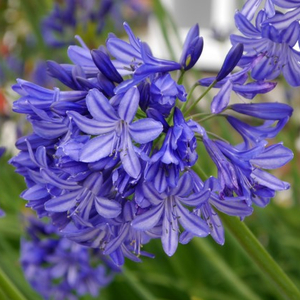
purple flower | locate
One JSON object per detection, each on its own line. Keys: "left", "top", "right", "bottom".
{"left": 41, "top": 0, "right": 150, "bottom": 48}
{"left": 150, "top": 108, "right": 198, "bottom": 170}
{"left": 180, "top": 24, "right": 204, "bottom": 70}
{"left": 199, "top": 57, "right": 277, "bottom": 114}
{"left": 44, "top": 170, "right": 121, "bottom": 220}
{"left": 21, "top": 217, "right": 119, "bottom": 299}
{"left": 102, "top": 201, "right": 155, "bottom": 266}
{"left": 216, "top": 43, "right": 244, "bottom": 82}
{"left": 10, "top": 16, "right": 294, "bottom": 263}
{"left": 226, "top": 116, "right": 289, "bottom": 148}
{"left": 132, "top": 172, "right": 210, "bottom": 256}
{"left": 231, "top": 6, "right": 300, "bottom": 86}
{"left": 229, "top": 102, "right": 293, "bottom": 120}
{"left": 202, "top": 132, "right": 292, "bottom": 207}
{"left": 148, "top": 74, "right": 186, "bottom": 116}
{"left": 272, "top": 0, "right": 300, "bottom": 8}
{"left": 180, "top": 172, "right": 253, "bottom": 245}
{"left": 68, "top": 87, "right": 163, "bottom": 178}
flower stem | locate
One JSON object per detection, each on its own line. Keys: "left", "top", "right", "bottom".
{"left": 0, "top": 267, "right": 28, "bottom": 300}
{"left": 123, "top": 267, "right": 157, "bottom": 300}
{"left": 184, "top": 80, "right": 217, "bottom": 116}
{"left": 181, "top": 82, "right": 200, "bottom": 113}
{"left": 220, "top": 213, "right": 300, "bottom": 300}
{"left": 192, "top": 160, "right": 208, "bottom": 180}
{"left": 193, "top": 239, "right": 262, "bottom": 300}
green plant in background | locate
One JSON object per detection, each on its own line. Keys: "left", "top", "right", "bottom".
{"left": 1, "top": 0, "right": 300, "bottom": 300}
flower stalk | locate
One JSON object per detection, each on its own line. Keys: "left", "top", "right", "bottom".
{"left": 183, "top": 80, "right": 217, "bottom": 116}
{"left": 0, "top": 267, "right": 28, "bottom": 300}
{"left": 220, "top": 213, "right": 300, "bottom": 300}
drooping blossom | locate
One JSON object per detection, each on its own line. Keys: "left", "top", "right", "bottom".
{"left": 10, "top": 19, "right": 293, "bottom": 265}
{"left": 21, "top": 217, "right": 120, "bottom": 300}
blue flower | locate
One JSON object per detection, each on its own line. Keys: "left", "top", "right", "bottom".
{"left": 44, "top": 170, "right": 121, "bottom": 220}
{"left": 41, "top": 0, "right": 149, "bottom": 48}
{"left": 202, "top": 132, "right": 292, "bottom": 207}
{"left": 229, "top": 102, "right": 293, "bottom": 120}
{"left": 272, "top": 0, "right": 300, "bottom": 8}
{"left": 102, "top": 201, "right": 155, "bottom": 266}
{"left": 231, "top": 7, "right": 300, "bottom": 86}
{"left": 180, "top": 24, "right": 204, "bottom": 70}
{"left": 21, "top": 217, "right": 119, "bottom": 299}
{"left": 226, "top": 116, "right": 289, "bottom": 148}
{"left": 132, "top": 172, "right": 210, "bottom": 256}
{"left": 180, "top": 172, "right": 253, "bottom": 245}
{"left": 199, "top": 59, "right": 277, "bottom": 114}
{"left": 216, "top": 43, "right": 244, "bottom": 82}
{"left": 10, "top": 16, "right": 294, "bottom": 263}
{"left": 68, "top": 87, "right": 163, "bottom": 178}
{"left": 149, "top": 108, "right": 198, "bottom": 171}
{"left": 148, "top": 74, "right": 186, "bottom": 116}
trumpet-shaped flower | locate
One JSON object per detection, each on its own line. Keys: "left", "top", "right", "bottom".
{"left": 21, "top": 217, "right": 119, "bottom": 299}
{"left": 132, "top": 172, "right": 210, "bottom": 256}
{"left": 231, "top": 6, "right": 300, "bottom": 86}
{"left": 69, "top": 87, "right": 163, "bottom": 178}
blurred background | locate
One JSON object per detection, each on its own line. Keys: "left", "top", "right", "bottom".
{"left": 0, "top": 0, "right": 300, "bottom": 299}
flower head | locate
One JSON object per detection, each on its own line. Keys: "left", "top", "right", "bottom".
{"left": 21, "top": 217, "right": 119, "bottom": 299}
{"left": 231, "top": 1, "right": 300, "bottom": 86}
{"left": 10, "top": 17, "right": 293, "bottom": 264}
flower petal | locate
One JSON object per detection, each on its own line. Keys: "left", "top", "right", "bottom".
{"left": 120, "top": 140, "right": 141, "bottom": 179}
{"left": 210, "top": 195, "right": 253, "bottom": 217}
{"left": 80, "top": 132, "right": 115, "bottom": 162}
{"left": 86, "top": 88, "right": 119, "bottom": 122}
{"left": 251, "top": 143, "right": 293, "bottom": 169}
{"left": 95, "top": 197, "right": 121, "bottom": 218}
{"left": 68, "top": 111, "right": 117, "bottom": 135}
{"left": 230, "top": 103, "right": 293, "bottom": 120}
{"left": 161, "top": 202, "right": 178, "bottom": 256}
{"left": 21, "top": 184, "right": 49, "bottom": 201}
{"left": 180, "top": 189, "right": 210, "bottom": 207}
{"left": 118, "top": 87, "right": 139, "bottom": 123}
{"left": 177, "top": 202, "right": 209, "bottom": 237}
{"left": 45, "top": 190, "right": 79, "bottom": 212}
{"left": 131, "top": 203, "right": 164, "bottom": 231}
{"left": 170, "top": 172, "right": 193, "bottom": 197}
{"left": 251, "top": 168, "right": 290, "bottom": 190}
{"left": 129, "top": 119, "right": 163, "bottom": 144}
{"left": 211, "top": 80, "right": 233, "bottom": 114}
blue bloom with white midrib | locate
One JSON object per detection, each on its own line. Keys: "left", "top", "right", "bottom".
{"left": 10, "top": 15, "right": 294, "bottom": 269}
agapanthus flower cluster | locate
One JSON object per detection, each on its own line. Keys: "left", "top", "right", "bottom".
{"left": 231, "top": 0, "right": 300, "bottom": 86}
{"left": 10, "top": 17, "right": 294, "bottom": 265}
{"left": 21, "top": 217, "right": 119, "bottom": 300}
{"left": 42, "top": 0, "right": 150, "bottom": 48}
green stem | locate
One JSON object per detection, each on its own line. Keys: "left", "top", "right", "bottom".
{"left": 220, "top": 214, "right": 300, "bottom": 300}
{"left": 181, "top": 82, "right": 199, "bottom": 113}
{"left": 123, "top": 267, "right": 157, "bottom": 300}
{"left": 184, "top": 80, "right": 217, "bottom": 116}
{"left": 196, "top": 113, "right": 226, "bottom": 123}
{"left": 186, "top": 112, "right": 210, "bottom": 120}
{"left": 0, "top": 287, "right": 9, "bottom": 300}
{"left": 206, "top": 131, "right": 229, "bottom": 143}
{"left": 193, "top": 239, "right": 262, "bottom": 300}
{"left": 0, "top": 267, "right": 28, "bottom": 300}
{"left": 177, "top": 70, "right": 186, "bottom": 85}
{"left": 192, "top": 160, "right": 208, "bottom": 180}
